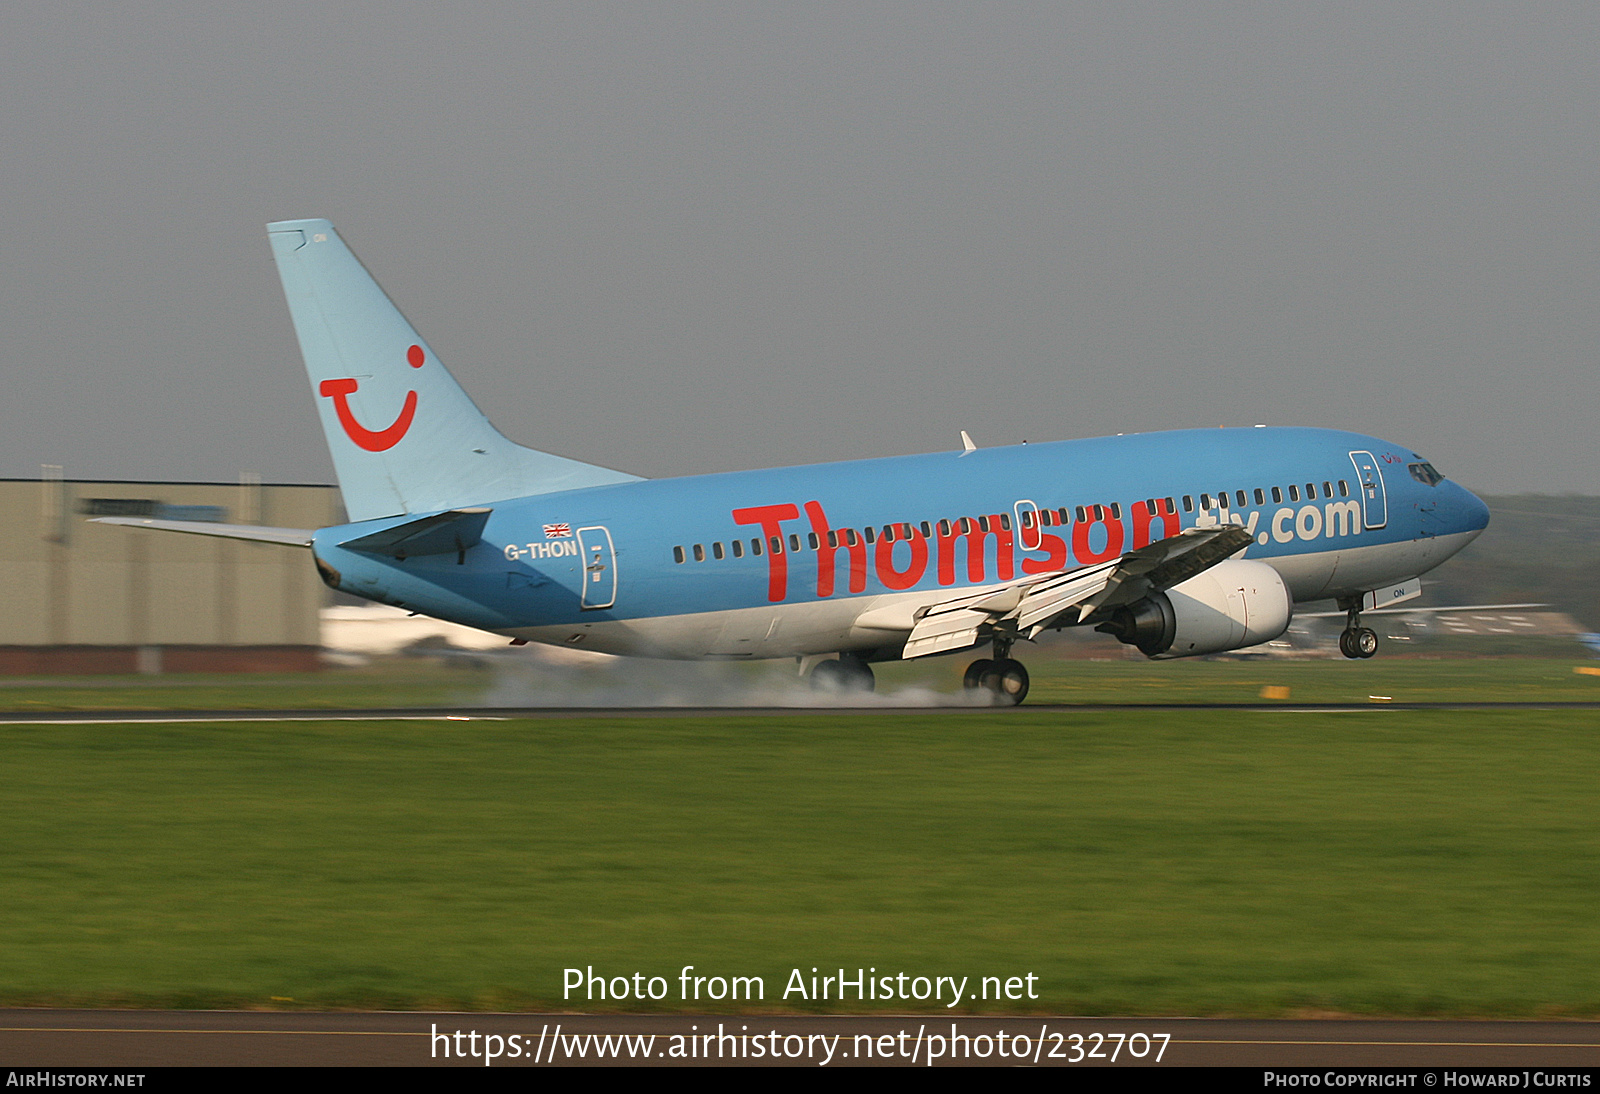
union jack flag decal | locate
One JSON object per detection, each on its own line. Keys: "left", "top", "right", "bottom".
{"left": 543, "top": 523, "right": 573, "bottom": 539}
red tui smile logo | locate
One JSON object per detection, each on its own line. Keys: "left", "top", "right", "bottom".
{"left": 319, "top": 345, "right": 425, "bottom": 452}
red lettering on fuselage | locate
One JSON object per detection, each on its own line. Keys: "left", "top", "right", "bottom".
{"left": 733, "top": 503, "right": 800, "bottom": 602}
{"left": 1130, "top": 498, "right": 1179, "bottom": 548}
{"left": 727, "top": 497, "right": 1167, "bottom": 601}
{"left": 1072, "top": 508, "right": 1125, "bottom": 563}
{"left": 805, "top": 501, "right": 867, "bottom": 597}
{"left": 935, "top": 517, "right": 1015, "bottom": 586}
{"left": 1020, "top": 529, "right": 1069, "bottom": 574}
{"left": 875, "top": 525, "right": 929, "bottom": 590}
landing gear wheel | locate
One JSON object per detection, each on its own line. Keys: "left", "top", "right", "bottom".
{"left": 990, "top": 659, "right": 1030, "bottom": 705}
{"left": 1354, "top": 627, "right": 1379, "bottom": 659}
{"left": 810, "top": 656, "right": 875, "bottom": 694}
{"left": 961, "top": 657, "right": 1029, "bottom": 705}
{"left": 1339, "top": 627, "right": 1380, "bottom": 659}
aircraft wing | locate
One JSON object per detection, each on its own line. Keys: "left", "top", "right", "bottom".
{"left": 90, "top": 517, "right": 314, "bottom": 547}
{"left": 898, "top": 525, "right": 1255, "bottom": 658}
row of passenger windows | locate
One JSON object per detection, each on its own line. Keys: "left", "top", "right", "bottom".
{"left": 1190, "top": 478, "right": 1351, "bottom": 512}
{"left": 672, "top": 514, "right": 1029, "bottom": 565}
{"left": 669, "top": 479, "right": 1354, "bottom": 564}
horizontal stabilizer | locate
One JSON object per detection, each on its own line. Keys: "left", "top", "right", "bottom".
{"left": 91, "top": 517, "right": 313, "bottom": 547}
{"left": 338, "top": 508, "right": 492, "bottom": 559}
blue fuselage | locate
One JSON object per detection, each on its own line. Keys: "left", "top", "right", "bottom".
{"left": 311, "top": 426, "right": 1489, "bottom": 659}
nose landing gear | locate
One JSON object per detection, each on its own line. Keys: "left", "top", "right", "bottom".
{"left": 1338, "top": 602, "right": 1379, "bottom": 659}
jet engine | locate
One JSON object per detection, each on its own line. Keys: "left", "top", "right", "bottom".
{"left": 1094, "top": 559, "right": 1292, "bottom": 659}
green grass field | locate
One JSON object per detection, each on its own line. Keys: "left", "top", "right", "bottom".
{"left": 4, "top": 691, "right": 1600, "bottom": 1015}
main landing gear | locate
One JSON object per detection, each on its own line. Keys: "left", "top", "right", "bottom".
{"left": 1339, "top": 602, "right": 1379, "bottom": 660}
{"left": 809, "top": 653, "right": 876, "bottom": 694}
{"left": 962, "top": 637, "right": 1030, "bottom": 705}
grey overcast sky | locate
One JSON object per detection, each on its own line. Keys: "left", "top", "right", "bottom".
{"left": 2, "top": 3, "right": 1595, "bottom": 494}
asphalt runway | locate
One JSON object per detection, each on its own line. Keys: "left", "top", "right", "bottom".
{"left": 1, "top": 701, "right": 1599, "bottom": 724}
{"left": 5, "top": 1011, "right": 1600, "bottom": 1067}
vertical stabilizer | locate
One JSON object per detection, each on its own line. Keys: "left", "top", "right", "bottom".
{"left": 267, "top": 219, "right": 640, "bottom": 522}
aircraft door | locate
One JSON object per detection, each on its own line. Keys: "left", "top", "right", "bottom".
{"left": 577, "top": 525, "right": 617, "bottom": 610}
{"left": 1348, "top": 451, "right": 1388, "bottom": 530}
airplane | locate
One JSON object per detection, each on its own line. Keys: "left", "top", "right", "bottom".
{"left": 95, "top": 218, "right": 1492, "bottom": 704}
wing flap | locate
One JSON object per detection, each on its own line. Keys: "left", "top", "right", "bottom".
{"left": 897, "top": 525, "right": 1255, "bottom": 659}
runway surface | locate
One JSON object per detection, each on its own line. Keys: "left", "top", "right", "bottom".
{"left": 2, "top": 701, "right": 1599, "bottom": 723}
{"left": 5, "top": 1011, "right": 1600, "bottom": 1067}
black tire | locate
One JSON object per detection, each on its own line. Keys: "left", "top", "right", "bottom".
{"left": 1339, "top": 629, "right": 1360, "bottom": 659}
{"left": 811, "top": 657, "right": 875, "bottom": 693}
{"left": 992, "top": 659, "right": 1030, "bottom": 705}
{"left": 963, "top": 659, "right": 995, "bottom": 691}
{"left": 1355, "top": 627, "right": 1379, "bottom": 659}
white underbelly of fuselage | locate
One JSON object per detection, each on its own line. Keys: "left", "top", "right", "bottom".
{"left": 501, "top": 528, "right": 1481, "bottom": 661}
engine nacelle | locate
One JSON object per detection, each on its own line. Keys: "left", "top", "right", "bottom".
{"left": 1094, "top": 559, "right": 1293, "bottom": 660}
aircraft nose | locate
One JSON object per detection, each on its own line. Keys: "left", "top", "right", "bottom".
{"left": 1451, "top": 483, "right": 1491, "bottom": 534}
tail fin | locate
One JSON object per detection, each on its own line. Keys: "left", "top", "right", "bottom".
{"left": 267, "top": 218, "right": 640, "bottom": 522}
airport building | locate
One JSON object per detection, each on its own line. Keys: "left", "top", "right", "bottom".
{"left": 0, "top": 474, "right": 339, "bottom": 673}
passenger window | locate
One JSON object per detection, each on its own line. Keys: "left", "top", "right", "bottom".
{"left": 712, "top": 542, "right": 725, "bottom": 560}
{"left": 673, "top": 546, "right": 685, "bottom": 564}
{"left": 693, "top": 544, "right": 705, "bottom": 562}
{"left": 1236, "top": 491, "right": 1247, "bottom": 508}
{"left": 1074, "top": 506, "right": 1087, "bottom": 523}
{"left": 1182, "top": 496, "right": 1194, "bottom": 512}
{"left": 1323, "top": 482, "right": 1333, "bottom": 498}
{"left": 1272, "top": 486, "right": 1282, "bottom": 504}
{"left": 731, "top": 540, "right": 743, "bottom": 558}
{"left": 999, "top": 513, "right": 1011, "bottom": 530}
{"left": 977, "top": 516, "right": 990, "bottom": 532}
{"left": 1217, "top": 493, "right": 1228, "bottom": 509}
{"left": 959, "top": 517, "right": 972, "bottom": 534}
{"left": 1200, "top": 494, "right": 1211, "bottom": 510}
{"left": 1110, "top": 502, "right": 1122, "bottom": 520}
{"left": 1288, "top": 485, "right": 1300, "bottom": 502}
{"left": 843, "top": 529, "right": 857, "bottom": 547}
{"left": 938, "top": 519, "right": 951, "bottom": 537}
{"left": 1306, "top": 483, "right": 1316, "bottom": 500}
{"left": 1165, "top": 497, "right": 1175, "bottom": 513}
{"left": 807, "top": 533, "right": 819, "bottom": 550}
{"left": 920, "top": 521, "right": 933, "bottom": 537}
{"left": 1057, "top": 508, "right": 1069, "bottom": 524}
{"left": 1339, "top": 480, "right": 1350, "bottom": 497}
{"left": 1253, "top": 488, "right": 1265, "bottom": 505}
{"left": 863, "top": 527, "right": 875, "bottom": 544}
{"left": 789, "top": 534, "right": 801, "bottom": 553}
{"left": 753, "top": 538, "right": 764, "bottom": 556}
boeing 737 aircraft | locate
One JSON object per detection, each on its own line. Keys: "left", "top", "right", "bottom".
{"left": 98, "top": 219, "right": 1491, "bottom": 703}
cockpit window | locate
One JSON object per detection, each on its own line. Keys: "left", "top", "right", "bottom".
{"left": 1408, "top": 462, "right": 1444, "bottom": 486}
